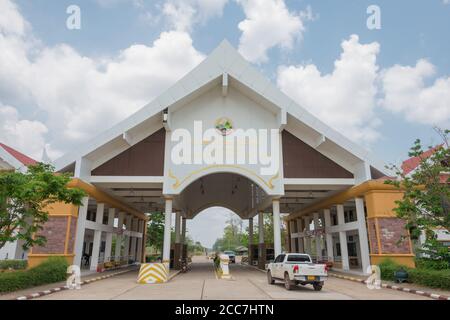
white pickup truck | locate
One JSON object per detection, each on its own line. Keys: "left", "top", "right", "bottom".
{"left": 267, "top": 253, "right": 328, "bottom": 291}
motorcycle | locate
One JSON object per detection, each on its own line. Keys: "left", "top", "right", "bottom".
{"left": 180, "top": 258, "right": 188, "bottom": 273}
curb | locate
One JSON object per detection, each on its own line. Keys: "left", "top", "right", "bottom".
{"left": 243, "top": 263, "right": 266, "bottom": 273}
{"left": 329, "top": 272, "right": 450, "bottom": 301}
{"left": 14, "top": 267, "right": 137, "bottom": 301}
{"left": 168, "top": 269, "right": 183, "bottom": 281}
{"left": 167, "top": 262, "right": 196, "bottom": 281}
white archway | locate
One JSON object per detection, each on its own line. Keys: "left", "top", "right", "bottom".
{"left": 167, "top": 165, "right": 281, "bottom": 197}
{"left": 161, "top": 171, "right": 283, "bottom": 268}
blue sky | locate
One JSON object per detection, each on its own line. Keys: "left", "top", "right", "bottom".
{"left": 4, "top": 0, "right": 449, "bottom": 164}
{"left": 1, "top": 0, "right": 449, "bottom": 247}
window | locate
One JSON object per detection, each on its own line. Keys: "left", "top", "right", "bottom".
{"left": 102, "top": 212, "right": 108, "bottom": 225}
{"left": 348, "top": 242, "right": 357, "bottom": 257}
{"left": 345, "top": 210, "right": 355, "bottom": 223}
{"left": 275, "top": 254, "right": 286, "bottom": 263}
{"left": 332, "top": 214, "right": 338, "bottom": 226}
{"left": 87, "top": 210, "right": 95, "bottom": 222}
{"left": 287, "top": 254, "right": 311, "bottom": 263}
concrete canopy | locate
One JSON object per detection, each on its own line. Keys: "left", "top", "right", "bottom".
{"left": 178, "top": 172, "right": 268, "bottom": 219}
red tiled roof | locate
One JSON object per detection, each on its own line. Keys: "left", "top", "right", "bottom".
{"left": 0, "top": 143, "right": 38, "bottom": 167}
{"left": 401, "top": 145, "right": 443, "bottom": 175}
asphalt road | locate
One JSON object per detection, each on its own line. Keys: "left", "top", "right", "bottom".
{"left": 36, "top": 256, "right": 430, "bottom": 300}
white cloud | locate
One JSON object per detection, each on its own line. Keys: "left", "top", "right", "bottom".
{"left": 27, "top": 31, "right": 204, "bottom": 144}
{"left": 236, "top": 0, "right": 313, "bottom": 64}
{"left": 0, "top": 0, "right": 29, "bottom": 35}
{"left": 277, "top": 35, "right": 381, "bottom": 146}
{"left": 95, "top": 0, "right": 144, "bottom": 8}
{"left": 0, "top": 103, "right": 48, "bottom": 160}
{"left": 379, "top": 59, "right": 450, "bottom": 126}
{"left": 163, "top": 0, "right": 229, "bottom": 32}
{"left": 0, "top": 0, "right": 205, "bottom": 159}
{"left": 2, "top": 0, "right": 449, "bottom": 162}
{"left": 0, "top": 0, "right": 34, "bottom": 106}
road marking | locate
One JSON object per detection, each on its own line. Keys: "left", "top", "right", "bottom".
{"left": 201, "top": 280, "right": 206, "bottom": 300}
{"left": 247, "top": 278, "right": 273, "bottom": 300}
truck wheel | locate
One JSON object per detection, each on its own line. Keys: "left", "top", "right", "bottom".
{"left": 284, "top": 273, "right": 293, "bottom": 291}
{"left": 313, "top": 283, "right": 323, "bottom": 291}
{"left": 267, "top": 271, "right": 274, "bottom": 284}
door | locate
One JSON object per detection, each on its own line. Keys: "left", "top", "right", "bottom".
{"left": 273, "top": 254, "right": 285, "bottom": 278}
{"left": 272, "top": 255, "right": 281, "bottom": 277}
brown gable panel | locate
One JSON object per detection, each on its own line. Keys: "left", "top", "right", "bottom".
{"left": 282, "top": 130, "right": 353, "bottom": 179}
{"left": 370, "top": 166, "right": 386, "bottom": 180}
{"left": 92, "top": 129, "right": 165, "bottom": 176}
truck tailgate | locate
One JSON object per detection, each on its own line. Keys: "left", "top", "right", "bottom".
{"left": 298, "top": 264, "right": 327, "bottom": 276}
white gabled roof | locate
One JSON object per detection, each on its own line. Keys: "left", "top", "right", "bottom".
{"left": 54, "top": 40, "right": 387, "bottom": 175}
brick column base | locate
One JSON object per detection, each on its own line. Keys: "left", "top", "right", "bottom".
{"left": 367, "top": 217, "right": 415, "bottom": 268}
{"left": 28, "top": 203, "right": 79, "bottom": 268}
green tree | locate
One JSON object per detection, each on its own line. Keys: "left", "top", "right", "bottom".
{"left": 249, "top": 214, "right": 288, "bottom": 250}
{"left": 213, "top": 213, "right": 288, "bottom": 252}
{"left": 213, "top": 213, "right": 246, "bottom": 251}
{"left": 250, "top": 214, "right": 275, "bottom": 244}
{"left": 146, "top": 212, "right": 165, "bottom": 254}
{"left": 185, "top": 235, "right": 205, "bottom": 255}
{"left": 385, "top": 128, "right": 449, "bottom": 260}
{"left": 0, "top": 163, "right": 85, "bottom": 251}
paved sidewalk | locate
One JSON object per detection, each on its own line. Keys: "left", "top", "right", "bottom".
{"left": 0, "top": 265, "right": 139, "bottom": 300}
{"left": 330, "top": 269, "right": 450, "bottom": 299}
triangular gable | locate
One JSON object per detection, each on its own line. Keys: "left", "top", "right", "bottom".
{"left": 54, "top": 40, "right": 387, "bottom": 177}
{"left": 92, "top": 129, "right": 165, "bottom": 176}
{"left": 282, "top": 131, "right": 353, "bottom": 179}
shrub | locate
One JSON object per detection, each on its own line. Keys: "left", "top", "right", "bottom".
{"left": 377, "top": 258, "right": 450, "bottom": 290}
{"left": 378, "top": 259, "right": 405, "bottom": 281}
{"left": 408, "top": 268, "right": 450, "bottom": 290}
{"left": 0, "top": 260, "right": 28, "bottom": 271}
{"left": 214, "top": 256, "right": 221, "bottom": 270}
{"left": 416, "top": 258, "right": 449, "bottom": 270}
{"left": 0, "top": 257, "right": 68, "bottom": 293}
